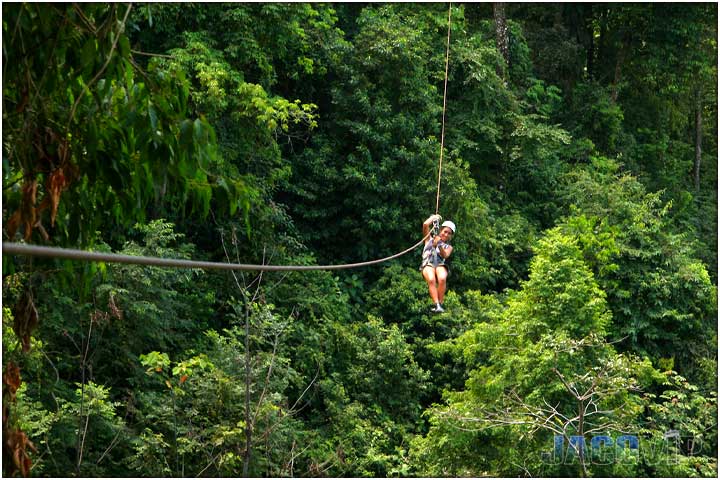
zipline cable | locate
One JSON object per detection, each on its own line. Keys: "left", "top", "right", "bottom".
{"left": 2, "top": 234, "right": 430, "bottom": 272}
{"left": 3, "top": 5, "right": 454, "bottom": 272}
{"left": 435, "top": 2, "right": 452, "bottom": 215}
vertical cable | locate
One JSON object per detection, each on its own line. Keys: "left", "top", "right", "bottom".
{"left": 435, "top": 2, "right": 452, "bottom": 214}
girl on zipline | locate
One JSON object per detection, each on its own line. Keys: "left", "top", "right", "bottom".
{"left": 420, "top": 214, "right": 456, "bottom": 313}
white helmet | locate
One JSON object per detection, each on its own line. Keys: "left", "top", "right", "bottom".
{"left": 441, "top": 220, "right": 456, "bottom": 234}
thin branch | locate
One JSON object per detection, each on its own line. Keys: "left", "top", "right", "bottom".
{"left": 541, "top": 397, "right": 569, "bottom": 424}
{"left": 73, "top": 4, "right": 98, "bottom": 34}
{"left": 477, "top": 416, "right": 564, "bottom": 436}
{"left": 95, "top": 427, "right": 121, "bottom": 465}
{"left": 583, "top": 408, "right": 617, "bottom": 419}
{"left": 511, "top": 461, "right": 532, "bottom": 477}
{"left": 220, "top": 233, "right": 242, "bottom": 291}
{"left": 131, "top": 49, "right": 174, "bottom": 59}
{"left": 252, "top": 325, "right": 281, "bottom": 425}
{"left": 40, "top": 348, "right": 62, "bottom": 412}
{"left": 250, "top": 246, "right": 266, "bottom": 303}
{"left": 584, "top": 422, "right": 625, "bottom": 436}
{"left": 605, "top": 335, "right": 630, "bottom": 346}
{"left": 76, "top": 316, "right": 94, "bottom": 474}
{"left": 77, "top": 414, "right": 91, "bottom": 471}
{"left": 552, "top": 367, "right": 581, "bottom": 399}
{"left": 289, "top": 363, "right": 321, "bottom": 412}
{"left": 562, "top": 413, "right": 582, "bottom": 434}
{"left": 438, "top": 408, "right": 566, "bottom": 436}
{"left": 128, "top": 56, "right": 153, "bottom": 85}
{"left": 583, "top": 396, "right": 597, "bottom": 418}
{"left": 66, "top": 3, "right": 133, "bottom": 133}
{"left": 262, "top": 271, "right": 291, "bottom": 296}
{"left": 195, "top": 452, "right": 222, "bottom": 478}
{"left": 580, "top": 368, "right": 607, "bottom": 400}
{"left": 40, "top": 348, "right": 61, "bottom": 385}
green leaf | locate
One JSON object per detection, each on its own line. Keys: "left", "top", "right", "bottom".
{"left": 81, "top": 38, "right": 97, "bottom": 72}
{"left": 148, "top": 105, "right": 158, "bottom": 132}
{"left": 118, "top": 34, "right": 131, "bottom": 59}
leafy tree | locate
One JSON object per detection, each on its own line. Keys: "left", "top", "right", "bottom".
{"left": 311, "top": 316, "right": 429, "bottom": 477}
{"left": 2, "top": 3, "right": 716, "bottom": 478}
{"left": 133, "top": 309, "right": 308, "bottom": 478}
{"left": 561, "top": 159, "right": 717, "bottom": 383}
{"left": 2, "top": 4, "right": 242, "bottom": 247}
{"left": 411, "top": 227, "right": 671, "bottom": 477}
{"left": 281, "top": 4, "right": 448, "bottom": 264}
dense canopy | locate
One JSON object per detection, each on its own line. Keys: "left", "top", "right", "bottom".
{"left": 2, "top": 3, "right": 717, "bottom": 477}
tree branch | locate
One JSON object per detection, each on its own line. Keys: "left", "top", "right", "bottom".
{"left": 131, "top": 49, "right": 174, "bottom": 59}
{"left": 66, "top": 3, "right": 133, "bottom": 134}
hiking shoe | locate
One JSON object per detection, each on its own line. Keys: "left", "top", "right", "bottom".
{"left": 431, "top": 303, "right": 445, "bottom": 314}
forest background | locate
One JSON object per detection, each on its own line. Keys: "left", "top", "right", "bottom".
{"left": 2, "top": 3, "right": 717, "bottom": 477}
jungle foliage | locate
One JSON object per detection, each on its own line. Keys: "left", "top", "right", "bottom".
{"left": 2, "top": 3, "right": 717, "bottom": 477}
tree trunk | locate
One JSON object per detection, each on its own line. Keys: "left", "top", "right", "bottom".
{"left": 243, "top": 299, "right": 252, "bottom": 477}
{"left": 566, "top": 4, "right": 594, "bottom": 83}
{"left": 597, "top": 9, "right": 609, "bottom": 82}
{"left": 493, "top": 3, "right": 510, "bottom": 77}
{"left": 694, "top": 87, "right": 702, "bottom": 191}
{"left": 584, "top": 5, "right": 595, "bottom": 79}
{"left": 577, "top": 399, "right": 587, "bottom": 477}
{"left": 610, "top": 37, "right": 627, "bottom": 103}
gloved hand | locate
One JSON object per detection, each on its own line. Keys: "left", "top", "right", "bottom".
{"left": 425, "top": 213, "right": 442, "bottom": 224}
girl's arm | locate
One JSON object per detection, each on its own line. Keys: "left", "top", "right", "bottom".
{"left": 422, "top": 214, "right": 441, "bottom": 239}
